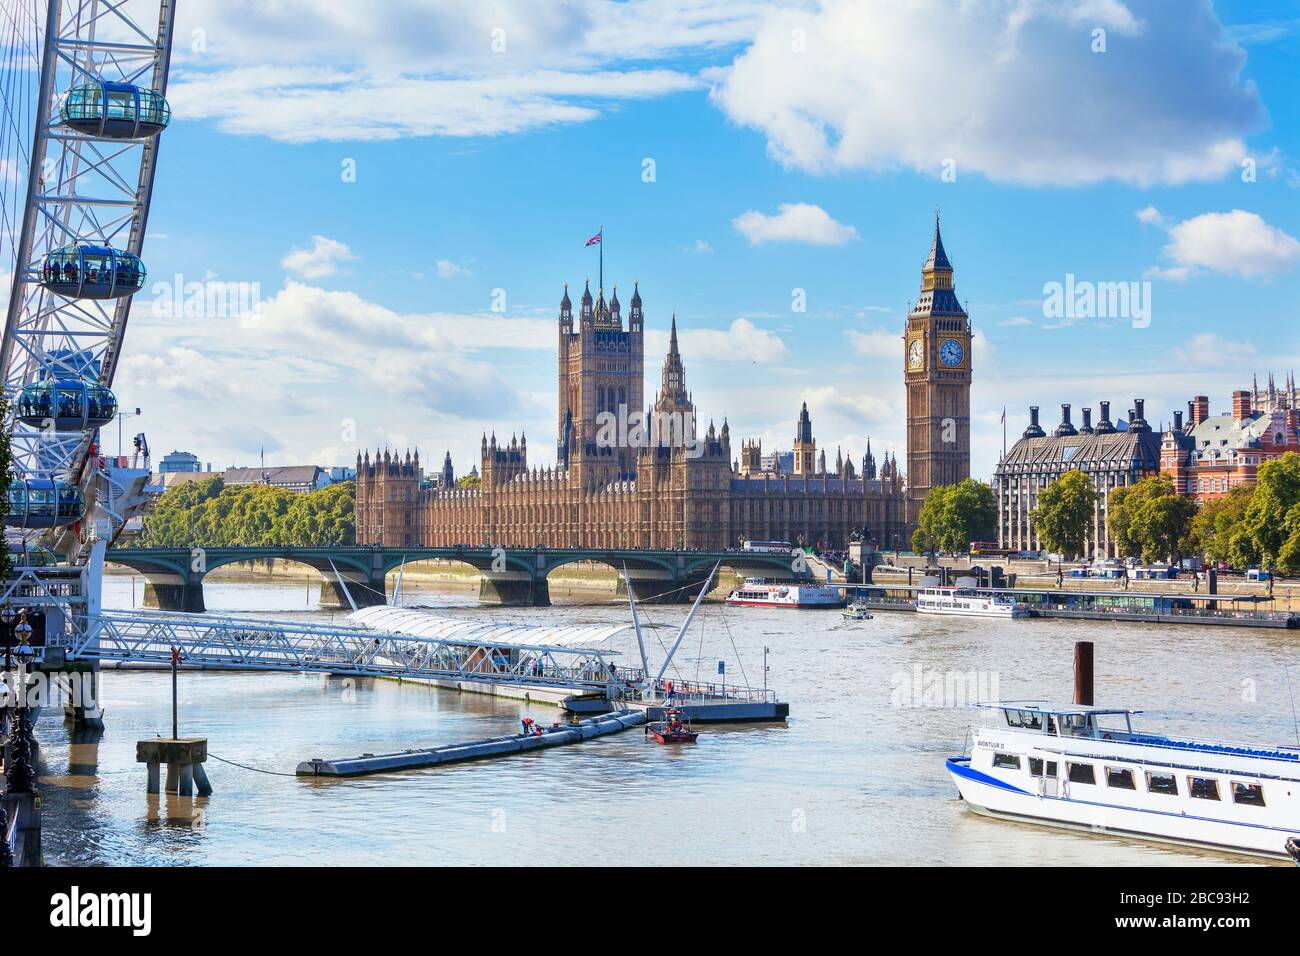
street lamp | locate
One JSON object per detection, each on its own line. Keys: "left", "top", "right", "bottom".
{"left": 116, "top": 406, "right": 142, "bottom": 458}
{"left": 4, "top": 609, "right": 35, "bottom": 795}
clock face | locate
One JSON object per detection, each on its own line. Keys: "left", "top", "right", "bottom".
{"left": 940, "top": 339, "right": 964, "bottom": 367}
{"left": 908, "top": 338, "right": 923, "bottom": 369}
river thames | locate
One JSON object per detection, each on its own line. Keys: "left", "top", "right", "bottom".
{"left": 33, "top": 574, "right": 1300, "bottom": 866}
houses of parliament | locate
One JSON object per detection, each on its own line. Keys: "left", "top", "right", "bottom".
{"left": 355, "top": 215, "right": 971, "bottom": 551}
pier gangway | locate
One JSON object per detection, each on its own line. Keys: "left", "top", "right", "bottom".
{"left": 57, "top": 608, "right": 640, "bottom": 692}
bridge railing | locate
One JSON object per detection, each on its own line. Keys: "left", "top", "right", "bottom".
{"left": 611, "top": 677, "right": 777, "bottom": 705}
{"left": 66, "top": 609, "right": 633, "bottom": 692}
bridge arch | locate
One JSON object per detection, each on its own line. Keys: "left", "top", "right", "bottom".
{"left": 106, "top": 546, "right": 386, "bottom": 612}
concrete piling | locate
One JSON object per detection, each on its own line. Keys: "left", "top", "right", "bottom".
{"left": 137, "top": 738, "right": 213, "bottom": 796}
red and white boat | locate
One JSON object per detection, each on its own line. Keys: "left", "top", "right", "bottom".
{"left": 725, "top": 577, "right": 843, "bottom": 609}
{"left": 646, "top": 708, "right": 698, "bottom": 744}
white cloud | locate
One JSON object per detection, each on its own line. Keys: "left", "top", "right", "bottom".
{"left": 1135, "top": 206, "right": 1165, "bottom": 227}
{"left": 1173, "top": 332, "right": 1257, "bottom": 367}
{"left": 436, "top": 259, "right": 470, "bottom": 279}
{"left": 732, "top": 203, "right": 858, "bottom": 246}
{"left": 1160, "top": 210, "right": 1300, "bottom": 279}
{"left": 115, "top": 280, "right": 565, "bottom": 470}
{"left": 844, "top": 329, "right": 898, "bottom": 360}
{"left": 175, "top": 0, "right": 767, "bottom": 70}
{"left": 692, "top": 239, "right": 713, "bottom": 254}
{"left": 172, "top": 67, "right": 701, "bottom": 143}
{"left": 708, "top": 0, "right": 1264, "bottom": 186}
{"left": 166, "top": 1, "right": 765, "bottom": 142}
{"left": 281, "top": 236, "right": 355, "bottom": 278}
{"left": 648, "top": 317, "right": 787, "bottom": 363}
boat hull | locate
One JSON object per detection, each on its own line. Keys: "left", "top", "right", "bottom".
{"left": 916, "top": 607, "right": 1026, "bottom": 618}
{"left": 725, "top": 599, "right": 842, "bottom": 608}
{"left": 947, "top": 756, "right": 1300, "bottom": 859}
{"left": 649, "top": 730, "right": 699, "bottom": 744}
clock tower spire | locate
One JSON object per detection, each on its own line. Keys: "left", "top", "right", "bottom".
{"left": 904, "top": 210, "right": 972, "bottom": 528}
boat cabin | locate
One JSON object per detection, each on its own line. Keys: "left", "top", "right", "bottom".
{"left": 982, "top": 702, "right": 1139, "bottom": 739}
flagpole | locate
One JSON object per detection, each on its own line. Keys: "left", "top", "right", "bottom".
{"left": 599, "top": 224, "right": 604, "bottom": 293}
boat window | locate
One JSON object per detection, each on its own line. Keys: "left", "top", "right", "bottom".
{"left": 1188, "top": 777, "right": 1220, "bottom": 801}
{"left": 1105, "top": 767, "right": 1136, "bottom": 790}
{"left": 1061, "top": 713, "right": 1093, "bottom": 736}
{"left": 1066, "top": 762, "right": 1096, "bottom": 785}
{"left": 992, "top": 753, "right": 1020, "bottom": 770}
{"left": 1231, "top": 782, "right": 1265, "bottom": 807}
{"left": 1009, "top": 710, "right": 1042, "bottom": 730}
{"left": 1146, "top": 772, "right": 1178, "bottom": 796}
{"left": 1028, "top": 757, "right": 1057, "bottom": 777}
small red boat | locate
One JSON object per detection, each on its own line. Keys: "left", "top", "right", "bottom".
{"left": 646, "top": 708, "right": 698, "bottom": 744}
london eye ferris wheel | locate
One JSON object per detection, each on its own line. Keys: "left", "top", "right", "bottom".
{"left": 0, "top": 0, "right": 175, "bottom": 566}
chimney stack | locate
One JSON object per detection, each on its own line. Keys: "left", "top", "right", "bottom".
{"left": 1095, "top": 400, "right": 1115, "bottom": 433}
{"left": 1192, "top": 395, "right": 1210, "bottom": 426}
{"left": 1231, "top": 389, "right": 1251, "bottom": 420}
{"left": 1080, "top": 407, "right": 1094, "bottom": 434}
{"left": 1054, "top": 403, "right": 1077, "bottom": 437}
{"left": 1024, "top": 405, "right": 1046, "bottom": 439}
{"left": 1173, "top": 409, "right": 1183, "bottom": 431}
{"left": 1130, "top": 398, "right": 1150, "bottom": 432}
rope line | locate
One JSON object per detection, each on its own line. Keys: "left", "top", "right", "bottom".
{"left": 206, "top": 752, "right": 296, "bottom": 778}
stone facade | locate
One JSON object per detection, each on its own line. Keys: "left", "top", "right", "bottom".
{"left": 356, "top": 221, "right": 972, "bottom": 552}
{"left": 905, "top": 213, "right": 972, "bottom": 524}
{"left": 1161, "top": 379, "right": 1300, "bottom": 503}
{"left": 995, "top": 400, "right": 1162, "bottom": 558}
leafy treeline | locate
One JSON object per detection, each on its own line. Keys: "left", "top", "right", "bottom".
{"left": 1190, "top": 453, "right": 1300, "bottom": 572}
{"left": 912, "top": 478, "right": 996, "bottom": 554}
{"left": 1027, "top": 452, "right": 1300, "bottom": 571}
{"left": 137, "top": 476, "right": 355, "bottom": 548}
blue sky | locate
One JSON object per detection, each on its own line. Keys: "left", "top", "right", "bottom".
{"left": 117, "top": 0, "right": 1300, "bottom": 481}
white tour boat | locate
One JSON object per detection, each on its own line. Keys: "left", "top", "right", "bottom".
{"left": 915, "top": 582, "right": 1028, "bottom": 618}
{"left": 947, "top": 701, "right": 1300, "bottom": 859}
{"left": 725, "top": 578, "right": 843, "bottom": 609}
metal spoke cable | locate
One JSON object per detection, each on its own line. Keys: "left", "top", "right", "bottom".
{"left": 716, "top": 604, "right": 752, "bottom": 691}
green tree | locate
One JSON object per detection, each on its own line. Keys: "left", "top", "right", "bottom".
{"left": 1106, "top": 475, "right": 1197, "bottom": 562}
{"left": 1187, "top": 485, "right": 1251, "bottom": 563}
{"left": 457, "top": 474, "right": 480, "bottom": 489}
{"left": 1032, "top": 469, "right": 1098, "bottom": 559}
{"left": 1231, "top": 452, "right": 1300, "bottom": 572}
{"left": 137, "top": 477, "right": 354, "bottom": 548}
{"left": 914, "top": 479, "right": 996, "bottom": 554}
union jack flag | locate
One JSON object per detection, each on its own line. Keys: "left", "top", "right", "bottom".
{"left": 585, "top": 230, "right": 602, "bottom": 247}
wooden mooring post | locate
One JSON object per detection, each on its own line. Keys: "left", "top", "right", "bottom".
{"left": 1074, "top": 640, "right": 1094, "bottom": 706}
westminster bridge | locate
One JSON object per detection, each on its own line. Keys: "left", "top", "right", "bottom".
{"left": 105, "top": 545, "right": 814, "bottom": 611}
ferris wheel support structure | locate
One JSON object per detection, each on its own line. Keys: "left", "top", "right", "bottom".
{"left": 0, "top": 0, "right": 176, "bottom": 563}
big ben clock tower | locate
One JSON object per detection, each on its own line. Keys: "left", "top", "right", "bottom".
{"left": 904, "top": 211, "right": 971, "bottom": 526}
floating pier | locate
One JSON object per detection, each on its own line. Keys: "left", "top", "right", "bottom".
{"left": 296, "top": 709, "right": 646, "bottom": 777}
{"left": 848, "top": 582, "right": 1299, "bottom": 628}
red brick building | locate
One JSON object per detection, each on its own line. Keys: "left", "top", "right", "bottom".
{"left": 1160, "top": 376, "right": 1300, "bottom": 503}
